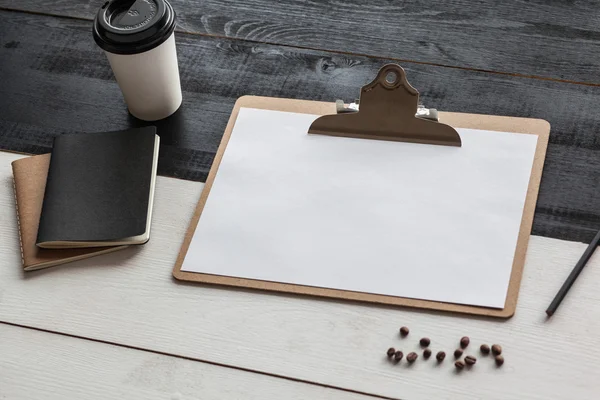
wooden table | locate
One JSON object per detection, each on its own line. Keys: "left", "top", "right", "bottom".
{"left": 1, "top": 1, "right": 600, "bottom": 399}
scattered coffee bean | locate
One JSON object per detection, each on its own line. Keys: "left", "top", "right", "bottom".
{"left": 394, "top": 350, "right": 404, "bottom": 362}
{"left": 454, "top": 348, "right": 463, "bottom": 359}
{"left": 423, "top": 348, "right": 432, "bottom": 359}
{"left": 464, "top": 355, "right": 477, "bottom": 365}
{"left": 420, "top": 337, "right": 431, "bottom": 347}
{"left": 491, "top": 344, "right": 502, "bottom": 356}
{"left": 387, "top": 347, "right": 396, "bottom": 358}
{"left": 436, "top": 351, "right": 446, "bottom": 362}
{"left": 455, "top": 360, "right": 465, "bottom": 370}
{"left": 460, "top": 336, "right": 470, "bottom": 348}
{"left": 480, "top": 344, "right": 490, "bottom": 355}
{"left": 407, "top": 352, "right": 418, "bottom": 363}
{"left": 399, "top": 326, "right": 410, "bottom": 337}
{"left": 495, "top": 355, "right": 504, "bottom": 366}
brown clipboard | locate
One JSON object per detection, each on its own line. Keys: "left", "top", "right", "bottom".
{"left": 173, "top": 66, "right": 550, "bottom": 318}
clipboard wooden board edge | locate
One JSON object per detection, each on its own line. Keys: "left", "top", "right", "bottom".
{"left": 173, "top": 95, "right": 550, "bottom": 319}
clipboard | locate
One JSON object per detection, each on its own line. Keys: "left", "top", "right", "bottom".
{"left": 173, "top": 65, "right": 550, "bottom": 318}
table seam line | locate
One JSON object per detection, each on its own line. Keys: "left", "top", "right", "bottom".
{"left": 0, "top": 320, "right": 402, "bottom": 400}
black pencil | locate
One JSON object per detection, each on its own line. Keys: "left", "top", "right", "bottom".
{"left": 546, "top": 228, "right": 600, "bottom": 317}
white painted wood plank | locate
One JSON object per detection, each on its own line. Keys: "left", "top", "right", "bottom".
{"left": 0, "top": 323, "right": 370, "bottom": 400}
{"left": 0, "top": 151, "right": 598, "bottom": 399}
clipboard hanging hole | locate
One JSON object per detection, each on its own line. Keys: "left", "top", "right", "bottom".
{"left": 379, "top": 65, "right": 404, "bottom": 89}
{"left": 385, "top": 71, "right": 398, "bottom": 85}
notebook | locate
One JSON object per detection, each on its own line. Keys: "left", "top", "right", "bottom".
{"left": 11, "top": 154, "right": 128, "bottom": 271}
{"left": 36, "top": 127, "right": 160, "bottom": 248}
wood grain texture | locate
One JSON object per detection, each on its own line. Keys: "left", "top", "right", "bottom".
{"left": 0, "top": 152, "right": 599, "bottom": 400}
{"left": 0, "top": 10, "right": 599, "bottom": 242}
{"left": 2, "top": 0, "right": 600, "bottom": 83}
{"left": 0, "top": 323, "right": 371, "bottom": 400}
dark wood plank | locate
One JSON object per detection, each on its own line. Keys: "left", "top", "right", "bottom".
{"left": 2, "top": 0, "right": 600, "bottom": 84}
{"left": 1, "top": 9, "right": 600, "bottom": 243}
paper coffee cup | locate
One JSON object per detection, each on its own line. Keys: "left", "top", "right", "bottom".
{"left": 93, "top": 0, "right": 182, "bottom": 121}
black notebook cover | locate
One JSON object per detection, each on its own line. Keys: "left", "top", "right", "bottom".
{"left": 37, "top": 127, "right": 159, "bottom": 247}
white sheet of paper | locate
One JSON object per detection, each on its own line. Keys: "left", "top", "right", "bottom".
{"left": 182, "top": 108, "right": 538, "bottom": 308}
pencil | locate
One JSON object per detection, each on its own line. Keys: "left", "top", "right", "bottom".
{"left": 546, "top": 228, "right": 600, "bottom": 317}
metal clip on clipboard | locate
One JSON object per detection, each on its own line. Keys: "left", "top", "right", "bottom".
{"left": 308, "top": 64, "right": 462, "bottom": 147}
{"left": 336, "top": 100, "right": 439, "bottom": 122}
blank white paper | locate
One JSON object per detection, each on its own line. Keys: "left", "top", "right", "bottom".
{"left": 182, "top": 108, "right": 538, "bottom": 308}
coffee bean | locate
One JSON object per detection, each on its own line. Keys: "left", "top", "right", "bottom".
{"left": 423, "top": 349, "right": 432, "bottom": 359}
{"left": 419, "top": 337, "right": 431, "bottom": 347}
{"left": 464, "top": 355, "right": 477, "bottom": 365}
{"left": 387, "top": 347, "right": 396, "bottom": 358}
{"left": 399, "top": 326, "right": 409, "bottom": 337}
{"left": 394, "top": 350, "right": 404, "bottom": 362}
{"left": 407, "top": 352, "right": 418, "bottom": 363}
{"left": 436, "top": 351, "right": 446, "bottom": 362}
{"left": 455, "top": 360, "right": 465, "bottom": 370}
{"left": 491, "top": 344, "right": 502, "bottom": 356}
{"left": 454, "top": 348, "right": 463, "bottom": 359}
{"left": 460, "top": 336, "right": 470, "bottom": 348}
{"left": 495, "top": 355, "right": 504, "bottom": 366}
{"left": 480, "top": 344, "right": 490, "bottom": 355}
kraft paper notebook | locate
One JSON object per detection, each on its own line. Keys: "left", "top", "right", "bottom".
{"left": 11, "top": 154, "right": 128, "bottom": 271}
{"left": 173, "top": 65, "right": 550, "bottom": 318}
